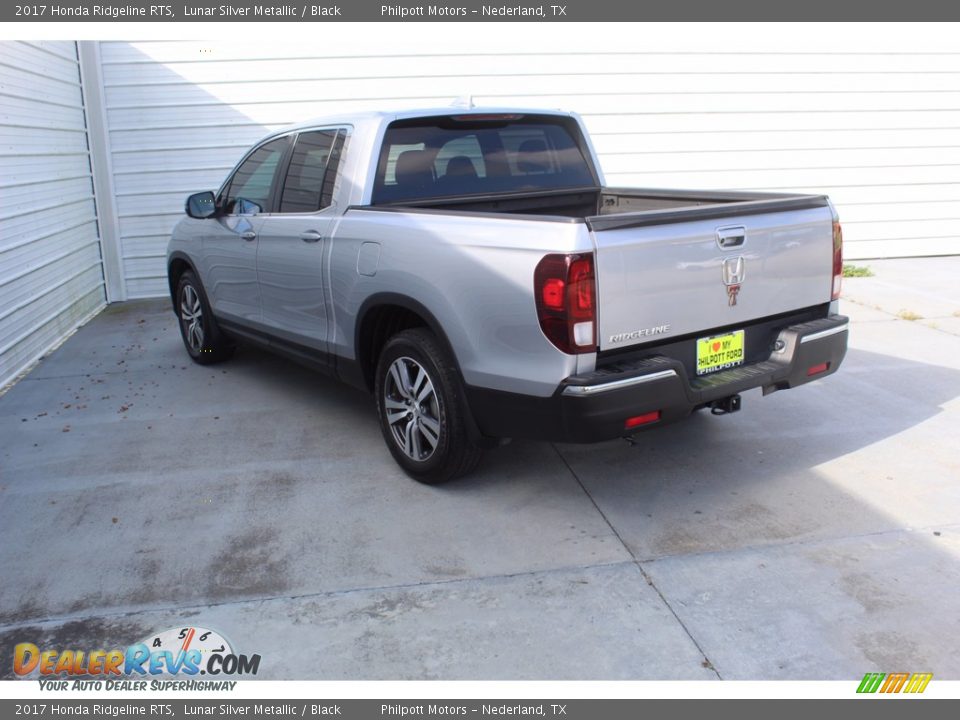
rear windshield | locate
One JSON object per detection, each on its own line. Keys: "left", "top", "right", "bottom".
{"left": 371, "top": 114, "right": 597, "bottom": 205}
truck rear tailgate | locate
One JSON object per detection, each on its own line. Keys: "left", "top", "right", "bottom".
{"left": 588, "top": 198, "right": 835, "bottom": 354}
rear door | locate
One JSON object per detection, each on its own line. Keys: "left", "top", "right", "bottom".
{"left": 589, "top": 202, "right": 836, "bottom": 356}
{"left": 255, "top": 127, "right": 347, "bottom": 353}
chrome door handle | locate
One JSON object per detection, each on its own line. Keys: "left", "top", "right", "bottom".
{"left": 300, "top": 230, "right": 323, "bottom": 243}
{"left": 241, "top": 231, "right": 257, "bottom": 241}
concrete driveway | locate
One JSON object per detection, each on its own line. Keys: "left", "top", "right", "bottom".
{"left": 2, "top": 258, "right": 959, "bottom": 680}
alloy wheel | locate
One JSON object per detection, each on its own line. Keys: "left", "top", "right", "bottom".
{"left": 180, "top": 284, "right": 204, "bottom": 353}
{"left": 383, "top": 356, "right": 441, "bottom": 461}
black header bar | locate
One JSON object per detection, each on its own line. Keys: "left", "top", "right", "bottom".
{"left": 5, "top": 0, "right": 960, "bottom": 22}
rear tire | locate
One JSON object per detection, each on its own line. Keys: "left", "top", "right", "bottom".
{"left": 375, "top": 328, "right": 483, "bottom": 484}
{"left": 175, "top": 270, "right": 233, "bottom": 365}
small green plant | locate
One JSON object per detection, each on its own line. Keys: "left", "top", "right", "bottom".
{"left": 843, "top": 264, "right": 874, "bottom": 278}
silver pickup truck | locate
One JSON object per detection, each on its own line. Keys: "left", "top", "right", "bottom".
{"left": 167, "top": 107, "right": 848, "bottom": 483}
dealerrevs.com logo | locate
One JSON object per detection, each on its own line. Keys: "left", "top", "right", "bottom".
{"left": 14, "top": 626, "right": 260, "bottom": 690}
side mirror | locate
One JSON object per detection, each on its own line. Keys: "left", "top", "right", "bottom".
{"left": 185, "top": 191, "right": 217, "bottom": 219}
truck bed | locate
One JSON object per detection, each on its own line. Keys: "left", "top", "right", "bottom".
{"left": 369, "top": 186, "right": 829, "bottom": 225}
{"left": 363, "top": 185, "right": 835, "bottom": 355}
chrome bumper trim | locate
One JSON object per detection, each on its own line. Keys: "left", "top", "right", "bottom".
{"left": 561, "top": 369, "right": 678, "bottom": 397}
{"left": 799, "top": 322, "right": 849, "bottom": 344}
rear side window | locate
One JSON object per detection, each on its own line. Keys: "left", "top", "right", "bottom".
{"left": 279, "top": 129, "right": 346, "bottom": 213}
{"left": 372, "top": 115, "right": 597, "bottom": 204}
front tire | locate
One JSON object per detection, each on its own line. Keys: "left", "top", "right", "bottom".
{"left": 175, "top": 270, "right": 233, "bottom": 364}
{"left": 375, "top": 328, "right": 483, "bottom": 484}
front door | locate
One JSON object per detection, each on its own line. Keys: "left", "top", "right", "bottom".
{"left": 201, "top": 136, "right": 289, "bottom": 324}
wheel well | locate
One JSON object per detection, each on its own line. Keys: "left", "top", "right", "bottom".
{"left": 167, "top": 258, "right": 191, "bottom": 306}
{"left": 357, "top": 305, "right": 430, "bottom": 392}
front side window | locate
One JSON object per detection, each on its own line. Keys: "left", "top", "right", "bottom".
{"left": 223, "top": 137, "right": 289, "bottom": 214}
{"left": 279, "top": 129, "right": 346, "bottom": 213}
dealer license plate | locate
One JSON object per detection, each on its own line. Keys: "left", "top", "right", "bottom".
{"left": 696, "top": 330, "right": 745, "bottom": 376}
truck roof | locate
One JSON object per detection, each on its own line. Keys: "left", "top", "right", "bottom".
{"left": 260, "top": 106, "right": 579, "bottom": 142}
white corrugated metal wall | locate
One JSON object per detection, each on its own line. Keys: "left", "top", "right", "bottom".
{"left": 94, "top": 35, "right": 960, "bottom": 299}
{"left": 3, "top": 30, "right": 959, "bottom": 384}
{"left": 0, "top": 41, "right": 106, "bottom": 388}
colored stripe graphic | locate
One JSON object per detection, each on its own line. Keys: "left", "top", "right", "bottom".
{"left": 904, "top": 673, "right": 933, "bottom": 694}
{"left": 857, "top": 672, "right": 932, "bottom": 694}
{"left": 881, "top": 672, "right": 910, "bottom": 693}
{"left": 857, "top": 673, "right": 885, "bottom": 693}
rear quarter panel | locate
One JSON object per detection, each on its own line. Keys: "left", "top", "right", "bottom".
{"left": 329, "top": 209, "right": 594, "bottom": 397}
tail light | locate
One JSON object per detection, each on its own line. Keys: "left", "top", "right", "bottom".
{"left": 832, "top": 220, "right": 843, "bottom": 300}
{"left": 534, "top": 252, "right": 597, "bottom": 354}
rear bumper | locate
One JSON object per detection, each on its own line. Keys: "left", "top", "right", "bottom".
{"left": 465, "top": 314, "right": 848, "bottom": 443}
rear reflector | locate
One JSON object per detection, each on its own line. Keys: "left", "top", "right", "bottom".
{"left": 807, "top": 362, "right": 830, "bottom": 377}
{"left": 625, "top": 411, "right": 661, "bottom": 429}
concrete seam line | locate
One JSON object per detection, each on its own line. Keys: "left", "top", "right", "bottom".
{"left": 634, "top": 521, "right": 960, "bottom": 566}
{"left": 548, "top": 443, "right": 723, "bottom": 680}
{"left": 845, "top": 296, "right": 960, "bottom": 337}
{"left": 0, "top": 559, "right": 638, "bottom": 634}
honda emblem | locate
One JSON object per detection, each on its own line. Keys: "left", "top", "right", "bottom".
{"left": 722, "top": 256, "right": 745, "bottom": 306}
